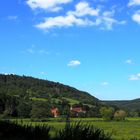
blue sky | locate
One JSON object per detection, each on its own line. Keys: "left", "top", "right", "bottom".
{"left": 0, "top": 0, "right": 140, "bottom": 100}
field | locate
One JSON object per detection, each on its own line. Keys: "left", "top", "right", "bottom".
{"left": 11, "top": 118, "right": 140, "bottom": 140}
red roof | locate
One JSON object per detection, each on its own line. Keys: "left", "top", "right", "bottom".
{"left": 71, "top": 107, "right": 85, "bottom": 113}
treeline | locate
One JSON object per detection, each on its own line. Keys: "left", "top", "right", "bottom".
{"left": 1, "top": 92, "right": 138, "bottom": 119}
{"left": 103, "top": 100, "right": 140, "bottom": 118}
{"left": 0, "top": 92, "right": 101, "bottom": 119}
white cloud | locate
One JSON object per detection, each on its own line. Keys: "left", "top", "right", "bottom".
{"left": 35, "top": 15, "right": 93, "bottom": 30}
{"left": 94, "top": 11, "right": 126, "bottom": 30}
{"left": 67, "top": 60, "right": 81, "bottom": 67}
{"left": 35, "top": 2, "right": 98, "bottom": 30}
{"left": 7, "top": 16, "right": 18, "bottom": 20}
{"left": 128, "top": 73, "right": 140, "bottom": 81}
{"left": 128, "top": 0, "right": 140, "bottom": 6}
{"left": 29, "top": 1, "right": 125, "bottom": 31}
{"left": 125, "top": 59, "right": 133, "bottom": 64}
{"left": 26, "top": 0, "right": 72, "bottom": 12}
{"left": 137, "top": 73, "right": 140, "bottom": 76}
{"left": 35, "top": 10, "right": 125, "bottom": 30}
{"left": 132, "top": 10, "right": 140, "bottom": 24}
{"left": 67, "top": 2, "right": 99, "bottom": 17}
{"left": 101, "top": 82, "right": 109, "bottom": 86}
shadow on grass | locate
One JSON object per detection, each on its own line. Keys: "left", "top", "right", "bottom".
{"left": 0, "top": 120, "right": 50, "bottom": 140}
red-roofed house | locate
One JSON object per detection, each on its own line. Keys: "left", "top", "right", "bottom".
{"left": 51, "top": 107, "right": 59, "bottom": 117}
{"left": 70, "top": 107, "right": 86, "bottom": 116}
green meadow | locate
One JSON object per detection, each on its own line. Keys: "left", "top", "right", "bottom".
{"left": 11, "top": 118, "right": 140, "bottom": 140}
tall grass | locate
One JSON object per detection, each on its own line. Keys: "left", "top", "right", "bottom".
{"left": 0, "top": 120, "right": 112, "bottom": 140}
{"left": 55, "top": 122, "right": 112, "bottom": 140}
{"left": 0, "top": 120, "right": 50, "bottom": 140}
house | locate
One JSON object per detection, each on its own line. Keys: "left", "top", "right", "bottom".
{"left": 51, "top": 107, "right": 59, "bottom": 117}
{"left": 70, "top": 107, "right": 86, "bottom": 116}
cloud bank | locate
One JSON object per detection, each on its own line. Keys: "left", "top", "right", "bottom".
{"left": 26, "top": 0, "right": 72, "bottom": 12}
{"left": 26, "top": 1, "right": 125, "bottom": 31}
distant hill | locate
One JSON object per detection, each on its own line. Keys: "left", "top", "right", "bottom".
{"left": 103, "top": 98, "right": 140, "bottom": 111}
{"left": 0, "top": 74, "right": 99, "bottom": 106}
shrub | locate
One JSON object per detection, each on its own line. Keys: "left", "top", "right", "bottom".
{"left": 100, "top": 107, "right": 115, "bottom": 121}
{"left": 114, "top": 110, "right": 126, "bottom": 121}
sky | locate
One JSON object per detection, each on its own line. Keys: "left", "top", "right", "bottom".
{"left": 0, "top": 0, "right": 140, "bottom": 100}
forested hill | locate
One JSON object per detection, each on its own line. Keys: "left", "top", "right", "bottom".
{"left": 103, "top": 98, "right": 140, "bottom": 111}
{"left": 0, "top": 74, "right": 99, "bottom": 106}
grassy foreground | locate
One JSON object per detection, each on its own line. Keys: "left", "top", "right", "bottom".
{"left": 0, "top": 120, "right": 111, "bottom": 140}
{"left": 8, "top": 118, "right": 140, "bottom": 140}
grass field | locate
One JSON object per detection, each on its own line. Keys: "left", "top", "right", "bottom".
{"left": 11, "top": 118, "right": 140, "bottom": 140}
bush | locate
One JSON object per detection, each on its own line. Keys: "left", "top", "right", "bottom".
{"left": 114, "top": 110, "right": 126, "bottom": 121}
{"left": 100, "top": 107, "right": 115, "bottom": 121}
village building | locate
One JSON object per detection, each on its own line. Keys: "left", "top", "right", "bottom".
{"left": 51, "top": 107, "right": 59, "bottom": 117}
{"left": 70, "top": 106, "right": 86, "bottom": 116}
{"left": 51, "top": 106, "right": 86, "bottom": 117}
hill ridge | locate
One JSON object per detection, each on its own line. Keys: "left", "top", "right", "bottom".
{"left": 0, "top": 74, "right": 99, "bottom": 105}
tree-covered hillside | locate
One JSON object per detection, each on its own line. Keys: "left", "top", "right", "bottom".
{"left": 0, "top": 74, "right": 140, "bottom": 118}
{"left": 0, "top": 74, "right": 98, "bottom": 105}
{"left": 103, "top": 99, "right": 140, "bottom": 110}
{"left": 103, "top": 99, "right": 140, "bottom": 117}
{"left": 0, "top": 74, "right": 102, "bottom": 118}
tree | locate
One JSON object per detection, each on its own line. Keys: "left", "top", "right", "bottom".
{"left": 0, "top": 92, "right": 7, "bottom": 114}
{"left": 3, "top": 95, "right": 18, "bottom": 117}
{"left": 100, "top": 107, "right": 114, "bottom": 121}
{"left": 114, "top": 110, "right": 126, "bottom": 121}
{"left": 87, "top": 107, "right": 100, "bottom": 117}
{"left": 30, "top": 101, "right": 52, "bottom": 119}
{"left": 17, "top": 101, "right": 31, "bottom": 118}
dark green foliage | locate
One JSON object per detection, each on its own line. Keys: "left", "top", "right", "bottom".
{"left": 58, "top": 98, "right": 70, "bottom": 116}
{"left": 56, "top": 122, "right": 112, "bottom": 140}
{"left": 3, "top": 95, "right": 19, "bottom": 117}
{"left": 103, "top": 99, "right": 140, "bottom": 114}
{"left": 87, "top": 107, "right": 100, "bottom": 117}
{"left": 0, "top": 121, "right": 112, "bottom": 140}
{"left": 0, "top": 120, "right": 50, "bottom": 140}
{"left": 0, "top": 92, "right": 7, "bottom": 113}
{"left": 0, "top": 74, "right": 99, "bottom": 105}
{"left": 30, "top": 101, "right": 52, "bottom": 119}
{"left": 0, "top": 74, "right": 102, "bottom": 118}
{"left": 17, "top": 101, "right": 31, "bottom": 118}
{"left": 100, "top": 107, "right": 115, "bottom": 121}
